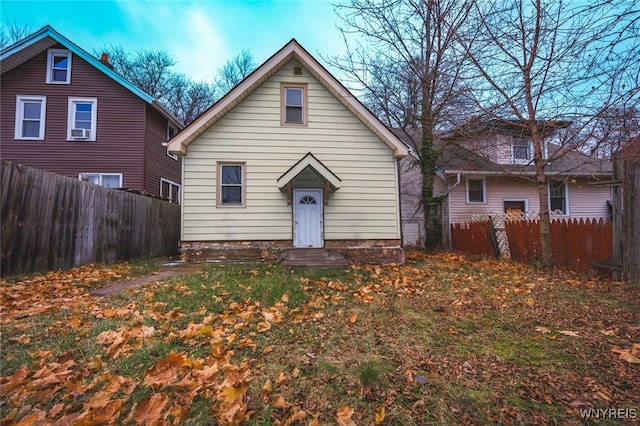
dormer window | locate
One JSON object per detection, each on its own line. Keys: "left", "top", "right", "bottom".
{"left": 46, "top": 49, "right": 72, "bottom": 84}
{"left": 281, "top": 84, "right": 307, "bottom": 125}
{"left": 513, "top": 138, "right": 531, "bottom": 162}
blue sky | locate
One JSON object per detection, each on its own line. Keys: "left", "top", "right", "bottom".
{"left": 1, "top": 0, "right": 349, "bottom": 82}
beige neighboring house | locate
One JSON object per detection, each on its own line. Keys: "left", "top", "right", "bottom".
{"left": 168, "top": 39, "right": 409, "bottom": 265}
{"left": 395, "top": 120, "right": 613, "bottom": 248}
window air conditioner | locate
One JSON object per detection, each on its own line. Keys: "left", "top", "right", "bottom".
{"left": 71, "top": 128, "right": 90, "bottom": 139}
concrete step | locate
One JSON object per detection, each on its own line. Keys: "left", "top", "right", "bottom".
{"left": 279, "top": 248, "right": 349, "bottom": 267}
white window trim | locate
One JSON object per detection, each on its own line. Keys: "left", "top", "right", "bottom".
{"left": 15, "top": 95, "right": 46, "bottom": 140}
{"left": 503, "top": 198, "right": 529, "bottom": 213}
{"left": 512, "top": 137, "right": 533, "bottom": 164}
{"left": 466, "top": 177, "right": 487, "bottom": 203}
{"left": 67, "top": 97, "right": 97, "bottom": 141}
{"left": 160, "top": 178, "right": 181, "bottom": 204}
{"left": 46, "top": 48, "right": 72, "bottom": 84}
{"left": 166, "top": 123, "right": 178, "bottom": 160}
{"left": 79, "top": 173, "right": 123, "bottom": 188}
{"left": 548, "top": 180, "right": 570, "bottom": 216}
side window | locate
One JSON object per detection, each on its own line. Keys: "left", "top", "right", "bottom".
{"left": 167, "top": 124, "right": 178, "bottom": 160}
{"left": 68, "top": 98, "right": 97, "bottom": 141}
{"left": 217, "top": 162, "right": 245, "bottom": 207}
{"left": 80, "top": 173, "right": 122, "bottom": 188}
{"left": 281, "top": 84, "right": 307, "bottom": 125}
{"left": 467, "top": 178, "right": 486, "bottom": 203}
{"left": 161, "top": 178, "right": 181, "bottom": 204}
{"left": 512, "top": 138, "right": 532, "bottom": 162}
{"left": 46, "top": 49, "right": 72, "bottom": 84}
{"left": 15, "top": 96, "right": 46, "bottom": 140}
{"left": 549, "top": 180, "right": 568, "bottom": 214}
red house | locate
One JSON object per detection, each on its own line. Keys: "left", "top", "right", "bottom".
{"left": 0, "top": 25, "right": 183, "bottom": 203}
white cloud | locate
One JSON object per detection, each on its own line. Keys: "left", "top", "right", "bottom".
{"left": 115, "top": 1, "right": 230, "bottom": 83}
{"left": 165, "top": 6, "right": 229, "bottom": 82}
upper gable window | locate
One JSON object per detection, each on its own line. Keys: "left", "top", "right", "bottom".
{"left": 281, "top": 84, "right": 307, "bottom": 125}
{"left": 15, "top": 95, "right": 46, "bottom": 140}
{"left": 513, "top": 137, "right": 532, "bottom": 162}
{"left": 46, "top": 49, "right": 72, "bottom": 84}
{"left": 67, "top": 97, "right": 97, "bottom": 141}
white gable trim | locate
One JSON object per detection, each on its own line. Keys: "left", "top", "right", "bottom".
{"left": 277, "top": 152, "right": 342, "bottom": 191}
{"left": 168, "top": 39, "right": 408, "bottom": 159}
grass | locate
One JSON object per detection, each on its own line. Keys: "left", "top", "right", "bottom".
{"left": 1, "top": 253, "right": 639, "bottom": 425}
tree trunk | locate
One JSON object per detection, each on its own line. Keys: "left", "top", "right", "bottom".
{"left": 420, "top": 108, "right": 440, "bottom": 250}
{"left": 531, "top": 125, "right": 553, "bottom": 266}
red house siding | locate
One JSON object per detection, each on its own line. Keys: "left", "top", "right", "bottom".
{"left": 0, "top": 43, "right": 180, "bottom": 196}
{"left": 144, "top": 105, "right": 181, "bottom": 199}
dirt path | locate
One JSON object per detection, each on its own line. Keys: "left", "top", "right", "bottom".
{"left": 90, "top": 263, "right": 202, "bottom": 297}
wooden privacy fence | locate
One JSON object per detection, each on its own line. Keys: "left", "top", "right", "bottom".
{"left": 451, "top": 218, "right": 612, "bottom": 275}
{"left": 450, "top": 221, "right": 497, "bottom": 257}
{"left": 1, "top": 162, "right": 181, "bottom": 277}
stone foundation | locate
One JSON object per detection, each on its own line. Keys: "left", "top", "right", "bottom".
{"left": 179, "top": 240, "right": 404, "bottom": 265}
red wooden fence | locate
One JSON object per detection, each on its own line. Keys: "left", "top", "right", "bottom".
{"left": 450, "top": 220, "right": 497, "bottom": 257}
{"left": 451, "top": 218, "right": 612, "bottom": 275}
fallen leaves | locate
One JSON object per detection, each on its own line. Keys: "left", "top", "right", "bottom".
{"left": 1, "top": 254, "right": 638, "bottom": 425}
{"left": 611, "top": 344, "right": 640, "bottom": 364}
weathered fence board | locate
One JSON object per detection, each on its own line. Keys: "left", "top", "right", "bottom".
{"left": 1, "top": 161, "right": 180, "bottom": 277}
{"left": 450, "top": 221, "right": 497, "bottom": 257}
{"left": 452, "top": 218, "right": 613, "bottom": 275}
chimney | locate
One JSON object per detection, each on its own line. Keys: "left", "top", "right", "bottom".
{"left": 100, "top": 52, "right": 113, "bottom": 69}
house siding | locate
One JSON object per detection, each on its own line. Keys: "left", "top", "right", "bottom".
{"left": 399, "top": 155, "right": 424, "bottom": 247}
{"left": 143, "top": 105, "right": 181, "bottom": 198}
{"left": 0, "top": 44, "right": 172, "bottom": 194}
{"left": 447, "top": 175, "right": 611, "bottom": 223}
{"left": 181, "top": 59, "right": 400, "bottom": 242}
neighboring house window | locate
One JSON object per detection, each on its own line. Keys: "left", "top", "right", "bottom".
{"left": 513, "top": 138, "right": 532, "bottom": 162}
{"left": 46, "top": 49, "right": 72, "bottom": 84}
{"left": 466, "top": 178, "right": 486, "bottom": 203}
{"left": 504, "top": 199, "right": 528, "bottom": 215}
{"left": 161, "top": 178, "right": 181, "bottom": 204}
{"left": 15, "top": 96, "right": 46, "bottom": 140}
{"left": 281, "top": 84, "right": 307, "bottom": 125}
{"left": 68, "top": 97, "right": 97, "bottom": 141}
{"left": 167, "top": 124, "right": 178, "bottom": 160}
{"left": 549, "top": 180, "right": 568, "bottom": 214}
{"left": 80, "top": 173, "right": 122, "bottom": 188}
{"left": 217, "top": 162, "right": 245, "bottom": 207}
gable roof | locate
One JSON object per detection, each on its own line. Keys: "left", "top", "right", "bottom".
{"left": 168, "top": 39, "right": 408, "bottom": 158}
{"left": 392, "top": 127, "right": 613, "bottom": 177}
{"left": 277, "top": 152, "right": 342, "bottom": 191}
{"left": 0, "top": 25, "right": 182, "bottom": 128}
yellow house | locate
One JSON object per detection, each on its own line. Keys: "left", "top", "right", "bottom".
{"left": 168, "top": 39, "right": 408, "bottom": 265}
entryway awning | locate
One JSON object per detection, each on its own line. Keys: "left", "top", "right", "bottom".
{"left": 277, "top": 152, "right": 341, "bottom": 191}
{"left": 277, "top": 152, "right": 341, "bottom": 205}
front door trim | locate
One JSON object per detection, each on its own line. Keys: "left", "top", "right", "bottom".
{"left": 293, "top": 188, "right": 323, "bottom": 248}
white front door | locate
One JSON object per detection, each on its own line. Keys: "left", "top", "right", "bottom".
{"left": 293, "top": 189, "right": 323, "bottom": 248}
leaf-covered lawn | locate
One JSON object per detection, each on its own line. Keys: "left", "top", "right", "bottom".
{"left": 1, "top": 252, "right": 638, "bottom": 425}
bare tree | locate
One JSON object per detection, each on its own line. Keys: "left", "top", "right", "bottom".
{"left": 169, "top": 74, "right": 217, "bottom": 125}
{"left": 455, "top": 0, "right": 640, "bottom": 265}
{"left": 97, "top": 45, "right": 218, "bottom": 125}
{"left": 329, "top": 0, "right": 477, "bottom": 249}
{"left": 215, "top": 49, "right": 257, "bottom": 94}
{"left": 0, "top": 20, "right": 32, "bottom": 50}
